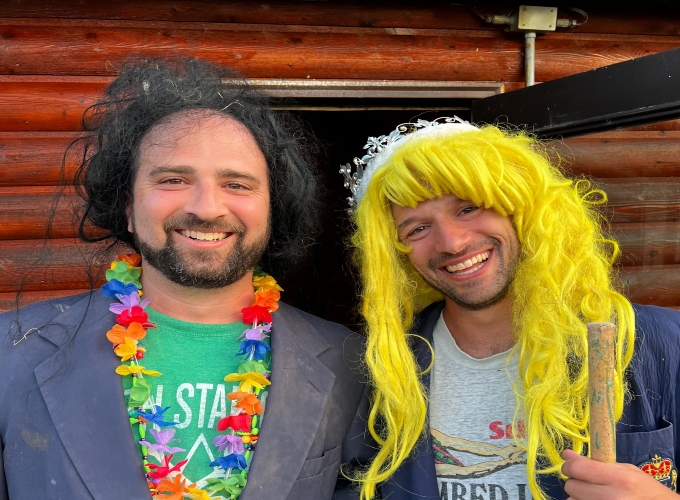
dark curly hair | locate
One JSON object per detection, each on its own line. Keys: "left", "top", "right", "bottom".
{"left": 72, "top": 58, "right": 318, "bottom": 276}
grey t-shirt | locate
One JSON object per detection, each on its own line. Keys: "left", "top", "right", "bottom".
{"left": 430, "top": 313, "right": 531, "bottom": 500}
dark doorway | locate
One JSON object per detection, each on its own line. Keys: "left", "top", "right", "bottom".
{"left": 275, "top": 109, "right": 473, "bottom": 330}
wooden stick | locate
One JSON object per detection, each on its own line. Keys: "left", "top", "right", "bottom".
{"left": 587, "top": 322, "right": 617, "bottom": 463}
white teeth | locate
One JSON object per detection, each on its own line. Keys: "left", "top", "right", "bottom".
{"left": 179, "top": 230, "right": 228, "bottom": 241}
{"left": 445, "top": 251, "right": 490, "bottom": 273}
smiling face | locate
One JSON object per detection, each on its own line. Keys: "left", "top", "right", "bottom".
{"left": 128, "top": 110, "right": 270, "bottom": 289}
{"left": 392, "top": 194, "right": 520, "bottom": 311}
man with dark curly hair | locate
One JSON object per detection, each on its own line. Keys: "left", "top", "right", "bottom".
{"left": 0, "top": 59, "right": 365, "bottom": 500}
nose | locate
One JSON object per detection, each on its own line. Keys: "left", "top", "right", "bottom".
{"left": 434, "top": 218, "right": 473, "bottom": 255}
{"left": 182, "top": 182, "right": 229, "bottom": 221}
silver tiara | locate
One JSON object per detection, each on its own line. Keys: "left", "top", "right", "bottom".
{"left": 339, "top": 116, "right": 479, "bottom": 210}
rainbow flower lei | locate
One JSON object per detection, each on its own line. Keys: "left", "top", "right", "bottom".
{"left": 103, "top": 254, "right": 281, "bottom": 499}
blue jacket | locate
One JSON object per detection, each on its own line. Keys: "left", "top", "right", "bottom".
{"left": 338, "top": 302, "right": 679, "bottom": 499}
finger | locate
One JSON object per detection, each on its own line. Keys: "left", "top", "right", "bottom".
{"left": 561, "top": 451, "right": 611, "bottom": 484}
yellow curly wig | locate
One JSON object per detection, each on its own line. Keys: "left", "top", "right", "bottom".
{"left": 351, "top": 124, "right": 635, "bottom": 500}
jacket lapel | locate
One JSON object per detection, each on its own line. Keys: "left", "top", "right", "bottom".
{"left": 242, "top": 303, "right": 335, "bottom": 500}
{"left": 34, "top": 292, "right": 148, "bottom": 499}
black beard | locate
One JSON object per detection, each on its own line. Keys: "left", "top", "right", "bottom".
{"left": 133, "top": 216, "right": 270, "bottom": 289}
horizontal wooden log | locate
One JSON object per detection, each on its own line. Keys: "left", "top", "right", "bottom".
{"left": 2, "top": 20, "right": 679, "bottom": 81}
{"left": 627, "top": 119, "right": 680, "bottom": 131}
{"left": 0, "top": 288, "right": 89, "bottom": 314}
{"left": 0, "top": 238, "right": 122, "bottom": 292}
{"left": 620, "top": 265, "right": 680, "bottom": 306}
{"left": 552, "top": 131, "right": 680, "bottom": 178}
{"left": 0, "top": 132, "right": 80, "bottom": 185}
{"left": 599, "top": 177, "right": 680, "bottom": 224}
{"left": 0, "top": 80, "right": 106, "bottom": 131}
{"left": 612, "top": 222, "right": 680, "bottom": 267}
{"left": 0, "top": 2, "right": 677, "bottom": 37}
{"left": 0, "top": 186, "right": 108, "bottom": 240}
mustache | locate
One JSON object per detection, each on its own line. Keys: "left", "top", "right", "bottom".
{"left": 428, "top": 238, "right": 500, "bottom": 269}
{"left": 163, "top": 215, "right": 245, "bottom": 235}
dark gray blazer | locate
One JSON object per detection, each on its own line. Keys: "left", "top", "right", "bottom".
{"left": 0, "top": 292, "right": 366, "bottom": 500}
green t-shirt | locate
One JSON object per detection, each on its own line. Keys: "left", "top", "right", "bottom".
{"left": 122, "top": 308, "right": 269, "bottom": 488}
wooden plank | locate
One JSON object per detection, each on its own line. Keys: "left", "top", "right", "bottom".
{"left": 620, "top": 265, "right": 680, "bottom": 306}
{"left": 0, "top": 132, "right": 79, "bottom": 185}
{"left": 552, "top": 132, "right": 680, "bottom": 178}
{"left": 0, "top": 186, "right": 106, "bottom": 240}
{"left": 0, "top": 288, "right": 89, "bottom": 314}
{"left": 627, "top": 119, "right": 680, "bottom": 131}
{"left": 613, "top": 222, "right": 680, "bottom": 267}
{"left": 0, "top": 80, "right": 106, "bottom": 131}
{"left": 0, "top": 21, "right": 522, "bottom": 80}
{"left": 0, "top": 239, "right": 119, "bottom": 292}
{"left": 2, "top": 20, "right": 679, "bottom": 81}
{"left": 599, "top": 177, "right": 680, "bottom": 223}
{"left": 0, "top": 2, "right": 677, "bottom": 37}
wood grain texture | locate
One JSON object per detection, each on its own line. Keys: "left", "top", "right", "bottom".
{"left": 613, "top": 222, "right": 680, "bottom": 267}
{"left": 0, "top": 1, "right": 678, "bottom": 36}
{"left": 2, "top": 20, "right": 679, "bottom": 81}
{"left": 554, "top": 131, "right": 680, "bottom": 178}
{"left": 620, "top": 265, "right": 680, "bottom": 305}
{"left": 0, "top": 80, "right": 107, "bottom": 131}
{"left": 0, "top": 238, "right": 120, "bottom": 292}
{"left": 599, "top": 177, "right": 680, "bottom": 223}
{"left": 0, "top": 132, "right": 80, "bottom": 185}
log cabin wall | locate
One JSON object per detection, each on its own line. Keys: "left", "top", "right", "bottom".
{"left": 0, "top": 0, "right": 679, "bottom": 314}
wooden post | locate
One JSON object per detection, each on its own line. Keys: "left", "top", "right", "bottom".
{"left": 587, "top": 322, "right": 617, "bottom": 463}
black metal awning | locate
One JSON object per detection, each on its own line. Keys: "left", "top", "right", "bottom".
{"left": 471, "top": 47, "right": 680, "bottom": 138}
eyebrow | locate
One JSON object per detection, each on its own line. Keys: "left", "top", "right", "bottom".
{"left": 396, "top": 216, "right": 418, "bottom": 232}
{"left": 146, "top": 165, "right": 261, "bottom": 185}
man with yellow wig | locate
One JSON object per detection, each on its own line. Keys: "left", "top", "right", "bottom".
{"left": 339, "top": 117, "right": 679, "bottom": 500}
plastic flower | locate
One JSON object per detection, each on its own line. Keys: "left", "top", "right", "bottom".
{"left": 187, "top": 488, "right": 215, "bottom": 500}
{"left": 115, "top": 364, "right": 162, "bottom": 377}
{"left": 252, "top": 275, "right": 283, "bottom": 292}
{"left": 101, "top": 279, "right": 139, "bottom": 299}
{"left": 118, "top": 253, "right": 142, "bottom": 267}
{"left": 236, "top": 360, "right": 268, "bottom": 375}
{"left": 136, "top": 406, "right": 177, "bottom": 427}
{"left": 146, "top": 454, "right": 188, "bottom": 479}
{"left": 253, "top": 289, "right": 280, "bottom": 311}
{"left": 224, "top": 371, "right": 271, "bottom": 392}
{"left": 155, "top": 475, "right": 194, "bottom": 500}
{"left": 241, "top": 305, "right": 272, "bottom": 324}
{"left": 206, "top": 476, "right": 247, "bottom": 497}
{"left": 140, "top": 428, "right": 185, "bottom": 454}
{"left": 106, "top": 261, "right": 142, "bottom": 288}
{"left": 228, "top": 391, "right": 262, "bottom": 415}
{"left": 240, "top": 323, "right": 271, "bottom": 341}
{"left": 106, "top": 322, "right": 147, "bottom": 345}
{"left": 109, "top": 291, "right": 150, "bottom": 314}
{"left": 217, "top": 413, "right": 252, "bottom": 432}
{"left": 209, "top": 453, "right": 247, "bottom": 471}
{"left": 212, "top": 434, "right": 244, "bottom": 454}
{"left": 116, "top": 306, "right": 155, "bottom": 328}
{"left": 113, "top": 337, "right": 145, "bottom": 362}
{"left": 236, "top": 339, "right": 270, "bottom": 361}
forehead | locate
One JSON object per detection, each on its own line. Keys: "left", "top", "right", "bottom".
{"left": 135, "top": 110, "right": 265, "bottom": 170}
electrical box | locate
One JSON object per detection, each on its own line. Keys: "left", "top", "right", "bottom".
{"left": 517, "top": 5, "right": 558, "bottom": 31}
